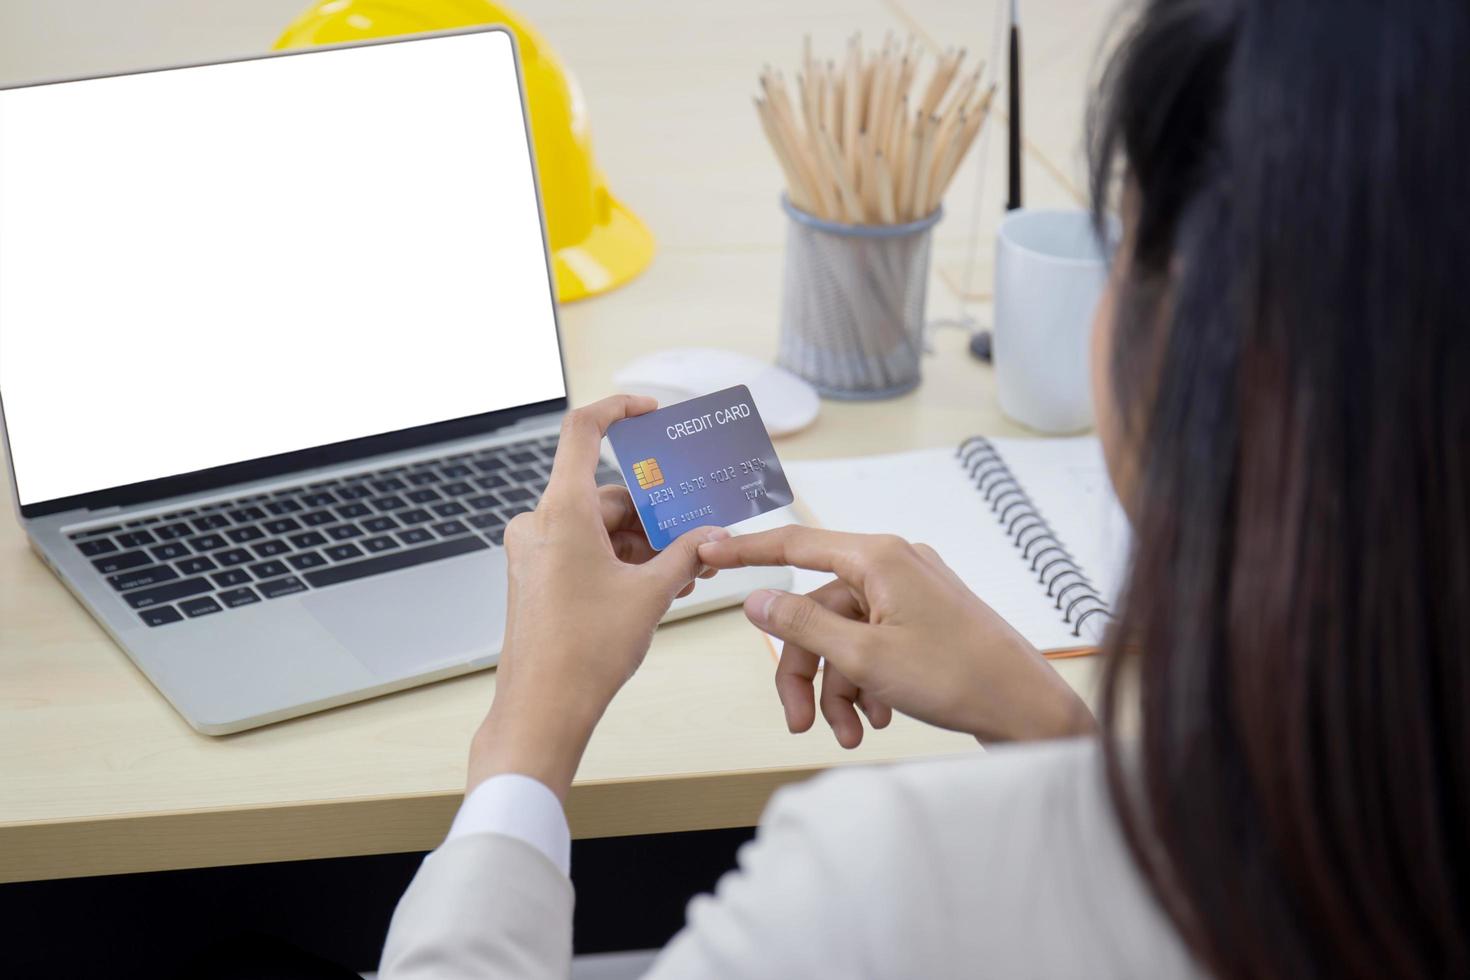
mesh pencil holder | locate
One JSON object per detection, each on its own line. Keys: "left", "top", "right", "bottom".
{"left": 777, "top": 196, "right": 941, "bottom": 400}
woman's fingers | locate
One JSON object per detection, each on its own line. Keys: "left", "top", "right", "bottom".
{"left": 771, "top": 579, "right": 869, "bottom": 739}
{"left": 857, "top": 692, "right": 893, "bottom": 730}
{"left": 600, "top": 485, "right": 719, "bottom": 578}
{"left": 609, "top": 529, "right": 657, "bottom": 566}
{"left": 744, "top": 586, "right": 873, "bottom": 680}
{"left": 598, "top": 485, "right": 641, "bottom": 535}
{"left": 774, "top": 642, "right": 820, "bottom": 733}
{"left": 698, "top": 525, "right": 880, "bottom": 588}
{"left": 820, "top": 666, "right": 865, "bottom": 749}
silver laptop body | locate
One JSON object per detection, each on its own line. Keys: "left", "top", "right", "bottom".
{"left": 0, "top": 28, "right": 592, "bottom": 734}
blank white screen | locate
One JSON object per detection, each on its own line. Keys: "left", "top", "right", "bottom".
{"left": 0, "top": 30, "right": 565, "bottom": 507}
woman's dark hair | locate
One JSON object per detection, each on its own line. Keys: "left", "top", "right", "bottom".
{"left": 1090, "top": 1, "right": 1469, "bottom": 976}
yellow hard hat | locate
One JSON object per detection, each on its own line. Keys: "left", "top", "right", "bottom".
{"left": 275, "top": 0, "right": 654, "bottom": 303}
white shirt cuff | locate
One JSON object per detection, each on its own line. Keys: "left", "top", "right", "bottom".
{"left": 445, "top": 773, "right": 571, "bottom": 877}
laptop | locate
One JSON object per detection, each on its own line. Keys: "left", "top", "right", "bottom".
{"left": 0, "top": 28, "right": 625, "bottom": 734}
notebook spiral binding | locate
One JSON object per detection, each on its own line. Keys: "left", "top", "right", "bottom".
{"left": 956, "top": 437, "right": 1111, "bottom": 638}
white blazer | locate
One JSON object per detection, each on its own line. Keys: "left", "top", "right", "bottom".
{"left": 381, "top": 738, "right": 1203, "bottom": 978}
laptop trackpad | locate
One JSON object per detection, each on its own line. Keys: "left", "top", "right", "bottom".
{"left": 301, "top": 550, "right": 508, "bottom": 680}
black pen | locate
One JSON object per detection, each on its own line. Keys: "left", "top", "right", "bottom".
{"left": 1007, "top": 0, "right": 1023, "bottom": 211}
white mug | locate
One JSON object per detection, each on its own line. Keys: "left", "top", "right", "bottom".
{"left": 993, "top": 208, "right": 1112, "bottom": 434}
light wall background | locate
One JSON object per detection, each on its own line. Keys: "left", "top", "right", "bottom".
{"left": 0, "top": 0, "right": 1117, "bottom": 295}
{"left": 0, "top": 1, "right": 311, "bottom": 84}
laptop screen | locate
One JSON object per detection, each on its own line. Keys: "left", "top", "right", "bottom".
{"left": 0, "top": 29, "right": 567, "bottom": 513}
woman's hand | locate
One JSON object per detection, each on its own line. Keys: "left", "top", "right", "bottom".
{"left": 468, "top": 395, "right": 728, "bottom": 800}
{"left": 697, "top": 526, "right": 1095, "bottom": 747}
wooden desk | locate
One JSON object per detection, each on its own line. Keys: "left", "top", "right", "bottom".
{"left": 0, "top": 0, "right": 1118, "bottom": 883}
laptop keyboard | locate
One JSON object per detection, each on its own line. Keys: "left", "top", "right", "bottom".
{"left": 67, "top": 434, "right": 624, "bottom": 628}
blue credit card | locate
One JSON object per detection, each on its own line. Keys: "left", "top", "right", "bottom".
{"left": 606, "top": 385, "right": 795, "bottom": 550}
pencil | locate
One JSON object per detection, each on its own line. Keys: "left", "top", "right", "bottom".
{"left": 754, "top": 35, "right": 993, "bottom": 223}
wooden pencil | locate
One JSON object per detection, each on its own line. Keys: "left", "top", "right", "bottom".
{"left": 754, "top": 36, "right": 993, "bottom": 223}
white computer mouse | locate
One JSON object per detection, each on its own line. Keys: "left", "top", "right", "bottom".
{"left": 613, "top": 348, "right": 820, "bottom": 436}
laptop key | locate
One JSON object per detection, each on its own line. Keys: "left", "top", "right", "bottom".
{"left": 211, "top": 569, "right": 252, "bottom": 588}
{"left": 370, "top": 495, "right": 408, "bottom": 512}
{"left": 189, "top": 533, "right": 228, "bottom": 552}
{"left": 177, "top": 556, "right": 217, "bottom": 575}
{"left": 508, "top": 451, "right": 537, "bottom": 465}
{"left": 264, "top": 499, "right": 303, "bottom": 515}
{"left": 371, "top": 477, "right": 407, "bottom": 493}
{"left": 473, "top": 474, "right": 508, "bottom": 491}
{"left": 363, "top": 516, "right": 398, "bottom": 533}
{"left": 180, "top": 596, "right": 223, "bottom": 618}
{"left": 226, "top": 526, "right": 265, "bottom": 544}
{"left": 397, "top": 528, "right": 433, "bottom": 545}
{"left": 249, "top": 560, "right": 290, "bottom": 579}
{"left": 468, "top": 513, "right": 503, "bottom": 531}
{"left": 215, "top": 548, "right": 253, "bottom": 567}
{"left": 304, "top": 535, "right": 488, "bottom": 589}
{"left": 473, "top": 457, "right": 507, "bottom": 473}
{"left": 326, "top": 523, "right": 363, "bottom": 541}
{"left": 139, "top": 605, "right": 185, "bottom": 627}
{"left": 124, "top": 576, "right": 212, "bottom": 609}
{"left": 263, "top": 518, "right": 302, "bottom": 535}
{"left": 72, "top": 524, "right": 122, "bottom": 539}
{"left": 501, "top": 486, "right": 535, "bottom": 503}
{"left": 324, "top": 543, "right": 365, "bottom": 562}
{"left": 507, "top": 467, "right": 539, "bottom": 484}
{"left": 92, "top": 550, "right": 152, "bottom": 574}
{"left": 397, "top": 508, "right": 433, "bottom": 526}
{"left": 406, "top": 471, "right": 441, "bottom": 486}
{"left": 335, "top": 502, "right": 372, "bottom": 519}
{"left": 441, "top": 481, "right": 475, "bottom": 497}
{"left": 192, "top": 514, "right": 230, "bottom": 532}
{"left": 257, "top": 576, "right": 308, "bottom": 599}
{"left": 406, "top": 488, "right": 442, "bottom": 504}
{"left": 149, "top": 542, "right": 190, "bottom": 562}
{"left": 337, "top": 484, "right": 374, "bottom": 500}
{"left": 228, "top": 506, "right": 267, "bottom": 524}
{"left": 431, "top": 520, "right": 470, "bottom": 538}
{"left": 288, "top": 531, "right": 328, "bottom": 549}
{"left": 218, "top": 587, "right": 261, "bottom": 608}
{"left": 252, "top": 539, "right": 291, "bottom": 558}
{"left": 431, "top": 502, "right": 468, "bottom": 518}
{"left": 301, "top": 510, "right": 335, "bottom": 527}
{"left": 287, "top": 550, "right": 328, "bottom": 571}
{"left": 302, "top": 492, "right": 337, "bottom": 508}
{"left": 441, "top": 464, "right": 474, "bottom": 479}
{"left": 467, "top": 494, "right": 501, "bottom": 511}
{"left": 116, "top": 530, "right": 157, "bottom": 549}
{"left": 77, "top": 538, "right": 118, "bottom": 557}
{"left": 108, "top": 564, "right": 179, "bottom": 592}
{"left": 155, "top": 522, "right": 193, "bottom": 540}
{"left": 361, "top": 535, "right": 399, "bottom": 554}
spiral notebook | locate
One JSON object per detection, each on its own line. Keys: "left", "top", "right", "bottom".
{"left": 781, "top": 436, "right": 1131, "bottom": 654}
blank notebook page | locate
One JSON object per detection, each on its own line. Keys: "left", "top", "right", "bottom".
{"left": 781, "top": 437, "right": 1130, "bottom": 651}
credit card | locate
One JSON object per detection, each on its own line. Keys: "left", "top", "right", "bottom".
{"left": 606, "top": 385, "right": 795, "bottom": 550}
